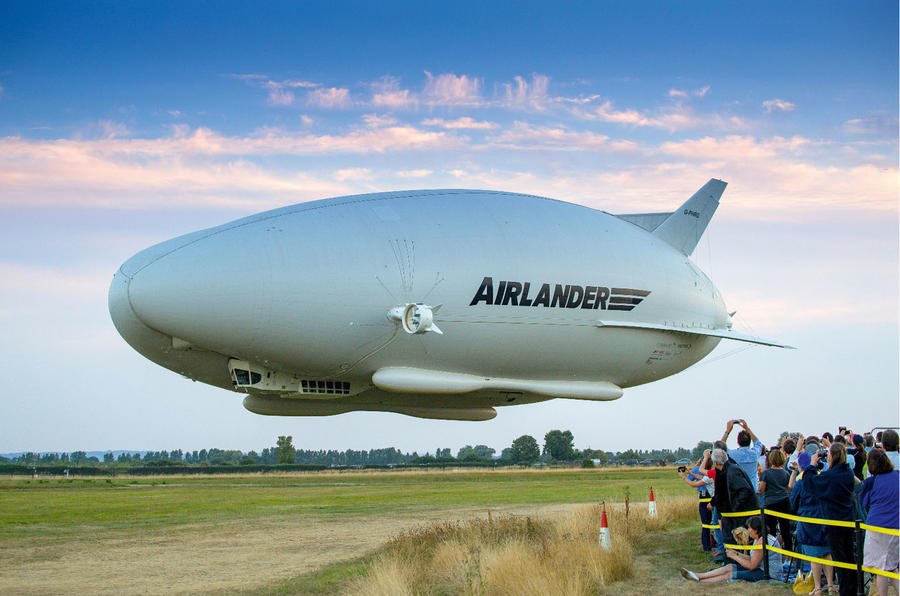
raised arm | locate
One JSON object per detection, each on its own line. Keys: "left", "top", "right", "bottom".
{"left": 721, "top": 420, "right": 735, "bottom": 443}
{"left": 739, "top": 419, "right": 758, "bottom": 442}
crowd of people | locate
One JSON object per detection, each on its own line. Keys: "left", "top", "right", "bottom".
{"left": 676, "top": 419, "right": 899, "bottom": 595}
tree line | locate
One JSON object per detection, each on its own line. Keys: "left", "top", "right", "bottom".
{"left": 2, "top": 432, "right": 714, "bottom": 468}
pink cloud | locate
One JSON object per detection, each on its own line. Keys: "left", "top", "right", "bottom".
{"left": 307, "top": 87, "right": 351, "bottom": 108}
{"left": 423, "top": 72, "right": 482, "bottom": 106}
{"left": 501, "top": 74, "right": 550, "bottom": 110}
{"left": 371, "top": 76, "right": 417, "bottom": 108}
{"left": 422, "top": 117, "right": 497, "bottom": 130}
{"left": 762, "top": 98, "right": 795, "bottom": 113}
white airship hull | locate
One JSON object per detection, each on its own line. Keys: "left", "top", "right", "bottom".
{"left": 110, "top": 183, "right": 787, "bottom": 420}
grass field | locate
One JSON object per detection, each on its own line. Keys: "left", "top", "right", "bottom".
{"left": 0, "top": 468, "right": 790, "bottom": 594}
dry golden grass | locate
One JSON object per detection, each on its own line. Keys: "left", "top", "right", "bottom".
{"left": 347, "top": 495, "right": 697, "bottom": 595}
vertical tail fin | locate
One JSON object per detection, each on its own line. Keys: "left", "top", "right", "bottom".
{"left": 652, "top": 178, "right": 727, "bottom": 256}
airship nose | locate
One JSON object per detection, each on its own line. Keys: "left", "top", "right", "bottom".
{"left": 112, "top": 227, "right": 269, "bottom": 357}
{"left": 109, "top": 235, "right": 238, "bottom": 390}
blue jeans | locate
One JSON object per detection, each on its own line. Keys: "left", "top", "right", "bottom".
{"left": 712, "top": 507, "right": 724, "bottom": 550}
{"left": 731, "top": 563, "right": 765, "bottom": 582}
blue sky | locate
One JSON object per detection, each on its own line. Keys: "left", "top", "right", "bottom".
{"left": 1, "top": 2, "right": 897, "bottom": 454}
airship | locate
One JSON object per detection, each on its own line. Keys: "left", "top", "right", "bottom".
{"left": 109, "top": 179, "right": 790, "bottom": 421}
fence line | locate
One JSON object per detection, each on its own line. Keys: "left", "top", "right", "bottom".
{"left": 695, "top": 504, "right": 899, "bottom": 580}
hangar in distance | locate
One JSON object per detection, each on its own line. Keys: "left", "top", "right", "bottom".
{"left": 109, "top": 179, "right": 792, "bottom": 421}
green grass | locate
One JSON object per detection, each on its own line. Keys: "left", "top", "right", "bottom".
{"left": 0, "top": 468, "right": 684, "bottom": 540}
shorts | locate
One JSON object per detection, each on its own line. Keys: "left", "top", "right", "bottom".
{"left": 864, "top": 531, "right": 900, "bottom": 572}
{"left": 731, "top": 563, "right": 765, "bottom": 582}
{"left": 801, "top": 544, "right": 831, "bottom": 558}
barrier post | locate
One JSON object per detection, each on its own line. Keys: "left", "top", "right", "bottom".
{"left": 760, "top": 507, "right": 770, "bottom": 580}
{"left": 854, "top": 518, "right": 864, "bottom": 596}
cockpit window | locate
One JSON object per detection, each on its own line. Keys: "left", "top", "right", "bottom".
{"left": 233, "top": 369, "right": 261, "bottom": 386}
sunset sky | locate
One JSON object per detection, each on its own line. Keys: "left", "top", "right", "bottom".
{"left": 1, "top": 2, "right": 897, "bottom": 454}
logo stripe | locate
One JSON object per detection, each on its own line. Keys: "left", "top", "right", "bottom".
{"left": 611, "top": 288, "right": 650, "bottom": 297}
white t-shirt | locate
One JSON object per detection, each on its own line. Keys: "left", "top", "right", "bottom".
{"left": 886, "top": 450, "right": 899, "bottom": 470}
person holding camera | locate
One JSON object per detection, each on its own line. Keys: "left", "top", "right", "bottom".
{"left": 847, "top": 434, "right": 867, "bottom": 481}
{"left": 790, "top": 454, "right": 836, "bottom": 595}
{"left": 803, "top": 443, "right": 859, "bottom": 596}
{"left": 680, "top": 449, "right": 716, "bottom": 552}
{"left": 721, "top": 419, "right": 763, "bottom": 492}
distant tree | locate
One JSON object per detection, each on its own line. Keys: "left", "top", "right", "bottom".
{"left": 456, "top": 445, "right": 475, "bottom": 459}
{"left": 435, "top": 448, "right": 452, "bottom": 459}
{"left": 499, "top": 447, "right": 514, "bottom": 461}
{"left": 472, "top": 445, "right": 496, "bottom": 459}
{"left": 259, "top": 447, "right": 277, "bottom": 465}
{"left": 103, "top": 452, "right": 114, "bottom": 463}
{"left": 509, "top": 435, "right": 540, "bottom": 464}
{"left": 543, "top": 430, "right": 576, "bottom": 461}
{"left": 276, "top": 436, "right": 295, "bottom": 464}
{"left": 70, "top": 451, "right": 88, "bottom": 464}
{"left": 169, "top": 449, "right": 183, "bottom": 462}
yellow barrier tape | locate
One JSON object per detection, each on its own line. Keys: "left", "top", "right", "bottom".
{"left": 701, "top": 523, "right": 720, "bottom": 529}
{"left": 761, "top": 509, "right": 857, "bottom": 529}
{"left": 860, "top": 523, "right": 900, "bottom": 537}
{"left": 719, "top": 509, "right": 762, "bottom": 518}
{"left": 766, "top": 545, "right": 856, "bottom": 571}
{"left": 863, "top": 566, "right": 900, "bottom": 580}
{"left": 723, "top": 543, "right": 761, "bottom": 550}
{"left": 766, "top": 545, "right": 900, "bottom": 580}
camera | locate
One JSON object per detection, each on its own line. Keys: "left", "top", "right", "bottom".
{"left": 816, "top": 449, "right": 827, "bottom": 470}
{"left": 677, "top": 466, "right": 687, "bottom": 473}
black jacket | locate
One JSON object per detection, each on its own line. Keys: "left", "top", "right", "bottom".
{"left": 711, "top": 459, "right": 760, "bottom": 513}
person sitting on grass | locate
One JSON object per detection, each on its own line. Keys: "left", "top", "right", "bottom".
{"left": 680, "top": 515, "right": 783, "bottom": 583}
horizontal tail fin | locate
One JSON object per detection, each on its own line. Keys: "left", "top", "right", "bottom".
{"left": 652, "top": 178, "right": 727, "bottom": 256}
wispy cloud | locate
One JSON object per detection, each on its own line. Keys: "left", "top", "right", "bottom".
{"left": 842, "top": 112, "right": 899, "bottom": 137}
{"left": 307, "top": 87, "right": 351, "bottom": 109}
{"left": 371, "top": 76, "right": 417, "bottom": 108}
{"left": 229, "top": 74, "right": 319, "bottom": 107}
{"left": 95, "top": 120, "right": 131, "bottom": 139}
{"left": 668, "top": 86, "right": 710, "bottom": 98}
{"left": 577, "top": 100, "right": 705, "bottom": 132}
{"left": 488, "top": 121, "right": 612, "bottom": 151}
{"left": 762, "top": 98, "right": 795, "bottom": 113}
{"left": 0, "top": 121, "right": 463, "bottom": 208}
{"left": 423, "top": 71, "right": 483, "bottom": 106}
{"left": 394, "top": 169, "right": 433, "bottom": 178}
{"left": 500, "top": 74, "right": 550, "bottom": 110}
{"left": 333, "top": 167, "right": 372, "bottom": 181}
{"left": 422, "top": 117, "right": 497, "bottom": 130}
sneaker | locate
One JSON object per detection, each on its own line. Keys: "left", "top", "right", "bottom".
{"left": 679, "top": 568, "right": 699, "bottom": 582}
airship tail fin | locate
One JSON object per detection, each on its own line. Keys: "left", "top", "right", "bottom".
{"left": 652, "top": 178, "right": 727, "bottom": 256}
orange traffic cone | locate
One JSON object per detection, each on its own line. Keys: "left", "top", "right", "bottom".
{"left": 598, "top": 506, "right": 611, "bottom": 550}
{"left": 648, "top": 488, "right": 657, "bottom": 519}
